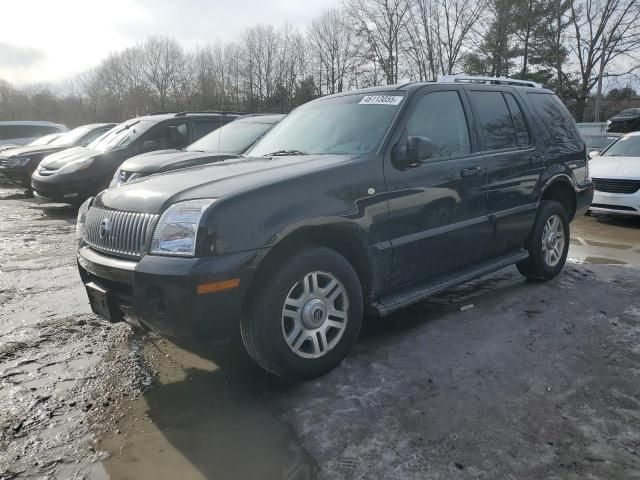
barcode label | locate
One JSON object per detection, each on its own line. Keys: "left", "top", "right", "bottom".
{"left": 359, "top": 95, "right": 404, "bottom": 106}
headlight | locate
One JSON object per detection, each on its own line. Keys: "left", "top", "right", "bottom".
{"left": 607, "top": 120, "right": 612, "bottom": 125}
{"left": 58, "top": 157, "right": 94, "bottom": 174}
{"left": 6, "top": 157, "right": 31, "bottom": 167}
{"left": 150, "top": 199, "right": 216, "bottom": 257}
{"left": 76, "top": 197, "right": 94, "bottom": 242}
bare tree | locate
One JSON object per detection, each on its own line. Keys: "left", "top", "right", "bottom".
{"left": 308, "top": 8, "right": 359, "bottom": 94}
{"left": 570, "top": 0, "right": 640, "bottom": 120}
{"left": 345, "top": 0, "right": 413, "bottom": 84}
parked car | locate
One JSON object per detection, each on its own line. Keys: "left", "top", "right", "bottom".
{"left": 0, "top": 132, "right": 63, "bottom": 154}
{"left": 75, "top": 76, "right": 593, "bottom": 380}
{"left": 588, "top": 132, "right": 640, "bottom": 216}
{"left": 111, "top": 114, "right": 284, "bottom": 186}
{"left": 607, "top": 108, "right": 640, "bottom": 133}
{"left": 0, "top": 123, "right": 115, "bottom": 187}
{"left": 0, "top": 121, "right": 67, "bottom": 147}
{"left": 31, "top": 112, "right": 240, "bottom": 204}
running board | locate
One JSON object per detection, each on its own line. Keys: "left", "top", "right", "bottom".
{"left": 372, "top": 249, "right": 529, "bottom": 316}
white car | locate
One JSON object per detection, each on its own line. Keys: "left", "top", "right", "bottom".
{"left": 589, "top": 131, "right": 640, "bottom": 216}
{"left": 0, "top": 121, "right": 67, "bottom": 147}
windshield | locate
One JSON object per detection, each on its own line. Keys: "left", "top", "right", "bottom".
{"left": 50, "top": 126, "right": 94, "bottom": 146}
{"left": 616, "top": 108, "right": 640, "bottom": 118}
{"left": 248, "top": 93, "right": 405, "bottom": 157}
{"left": 28, "top": 134, "right": 59, "bottom": 146}
{"left": 187, "top": 121, "right": 275, "bottom": 154}
{"left": 87, "top": 120, "right": 154, "bottom": 152}
{"left": 602, "top": 135, "right": 640, "bottom": 157}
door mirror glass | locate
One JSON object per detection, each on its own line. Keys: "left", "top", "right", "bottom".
{"left": 392, "top": 136, "right": 434, "bottom": 169}
{"left": 588, "top": 150, "right": 600, "bottom": 159}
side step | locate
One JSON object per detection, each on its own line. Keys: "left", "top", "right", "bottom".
{"left": 372, "top": 249, "right": 529, "bottom": 316}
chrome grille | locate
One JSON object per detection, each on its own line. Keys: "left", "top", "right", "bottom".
{"left": 592, "top": 178, "right": 640, "bottom": 194}
{"left": 84, "top": 207, "right": 159, "bottom": 258}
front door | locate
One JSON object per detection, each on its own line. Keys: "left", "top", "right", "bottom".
{"left": 384, "top": 88, "right": 490, "bottom": 289}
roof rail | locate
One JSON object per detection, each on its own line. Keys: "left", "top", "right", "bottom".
{"left": 173, "top": 110, "right": 246, "bottom": 117}
{"left": 148, "top": 111, "right": 174, "bottom": 115}
{"left": 437, "top": 75, "right": 542, "bottom": 89}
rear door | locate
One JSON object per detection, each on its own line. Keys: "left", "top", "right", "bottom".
{"left": 467, "top": 88, "right": 542, "bottom": 254}
{"left": 384, "top": 86, "right": 490, "bottom": 288}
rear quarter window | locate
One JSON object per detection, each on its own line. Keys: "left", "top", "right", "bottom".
{"left": 526, "top": 93, "right": 580, "bottom": 144}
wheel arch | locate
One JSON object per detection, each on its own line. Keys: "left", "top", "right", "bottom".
{"left": 242, "top": 223, "right": 373, "bottom": 317}
{"left": 540, "top": 175, "right": 577, "bottom": 221}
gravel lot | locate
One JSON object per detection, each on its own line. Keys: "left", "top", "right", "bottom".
{"left": 1, "top": 183, "right": 640, "bottom": 480}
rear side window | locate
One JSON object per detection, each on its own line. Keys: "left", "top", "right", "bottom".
{"left": 0, "top": 125, "right": 57, "bottom": 140}
{"left": 504, "top": 93, "right": 531, "bottom": 146}
{"left": 192, "top": 119, "right": 226, "bottom": 141}
{"left": 527, "top": 93, "right": 580, "bottom": 144}
{"left": 406, "top": 91, "right": 471, "bottom": 159}
{"left": 469, "top": 91, "right": 518, "bottom": 151}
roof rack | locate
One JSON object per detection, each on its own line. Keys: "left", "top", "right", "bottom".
{"left": 173, "top": 110, "right": 246, "bottom": 117}
{"left": 437, "top": 75, "right": 542, "bottom": 88}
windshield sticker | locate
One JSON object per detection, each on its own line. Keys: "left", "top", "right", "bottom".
{"left": 359, "top": 95, "right": 404, "bottom": 106}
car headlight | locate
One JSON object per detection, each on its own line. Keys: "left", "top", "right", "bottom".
{"left": 58, "top": 157, "right": 94, "bottom": 174}
{"left": 76, "top": 197, "right": 94, "bottom": 242}
{"left": 607, "top": 120, "right": 612, "bottom": 125}
{"left": 6, "top": 157, "right": 31, "bottom": 167}
{"left": 149, "top": 199, "right": 216, "bottom": 257}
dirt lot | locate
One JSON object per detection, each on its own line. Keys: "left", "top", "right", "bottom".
{"left": 1, "top": 183, "right": 640, "bottom": 480}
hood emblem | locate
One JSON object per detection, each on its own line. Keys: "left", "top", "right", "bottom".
{"left": 99, "top": 218, "right": 112, "bottom": 240}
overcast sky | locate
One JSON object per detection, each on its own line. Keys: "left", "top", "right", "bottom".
{"left": 0, "top": 0, "right": 338, "bottom": 86}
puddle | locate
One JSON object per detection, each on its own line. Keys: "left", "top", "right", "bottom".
{"left": 100, "top": 338, "right": 318, "bottom": 480}
{"left": 570, "top": 215, "right": 640, "bottom": 266}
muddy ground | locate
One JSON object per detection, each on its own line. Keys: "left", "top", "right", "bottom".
{"left": 1, "top": 183, "right": 640, "bottom": 479}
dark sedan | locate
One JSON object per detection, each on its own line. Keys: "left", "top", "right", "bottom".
{"left": 607, "top": 108, "right": 640, "bottom": 133}
{"left": 31, "top": 112, "right": 239, "bottom": 204}
{"left": 111, "top": 114, "right": 284, "bottom": 186}
{"left": 0, "top": 124, "right": 115, "bottom": 187}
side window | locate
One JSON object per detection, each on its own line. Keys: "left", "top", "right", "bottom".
{"left": 406, "top": 91, "right": 471, "bottom": 159}
{"left": 469, "top": 91, "right": 517, "bottom": 151}
{"left": 35, "top": 126, "right": 59, "bottom": 136}
{"left": 1, "top": 125, "right": 35, "bottom": 139}
{"left": 146, "top": 121, "right": 189, "bottom": 149}
{"left": 527, "top": 93, "right": 580, "bottom": 144}
{"left": 192, "top": 119, "right": 224, "bottom": 141}
{"left": 504, "top": 93, "right": 531, "bottom": 146}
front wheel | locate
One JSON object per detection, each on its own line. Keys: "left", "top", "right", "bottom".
{"left": 240, "top": 246, "right": 363, "bottom": 380}
{"left": 517, "top": 200, "right": 570, "bottom": 280}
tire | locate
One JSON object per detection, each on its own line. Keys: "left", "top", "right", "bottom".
{"left": 517, "top": 200, "right": 570, "bottom": 281}
{"left": 240, "top": 246, "right": 363, "bottom": 380}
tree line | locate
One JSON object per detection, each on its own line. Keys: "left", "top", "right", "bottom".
{"left": 1, "top": 0, "right": 639, "bottom": 127}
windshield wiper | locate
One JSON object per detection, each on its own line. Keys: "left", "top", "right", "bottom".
{"left": 264, "top": 149, "right": 308, "bottom": 157}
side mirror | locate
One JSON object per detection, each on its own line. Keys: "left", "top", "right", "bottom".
{"left": 142, "top": 140, "right": 159, "bottom": 152}
{"left": 391, "top": 136, "right": 434, "bottom": 169}
{"left": 588, "top": 150, "right": 600, "bottom": 159}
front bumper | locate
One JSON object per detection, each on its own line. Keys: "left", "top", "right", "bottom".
{"left": 0, "top": 166, "right": 31, "bottom": 187}
{"left": 31, "top": 173, "right": 103, "bottom": 203}
{"left": 77, "top": 246, "right": 265, "bottom": 339}
{"left": 575, "top": 181, "right": 595, "bottom": 217}
{"left": 589, "top": 189, "right": 640, "bottom": 216}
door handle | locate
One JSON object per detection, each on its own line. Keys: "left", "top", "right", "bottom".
{"left": 460, "top": 166, "right": 485, "bottom": 178}
{"left": 529, "top": 155, "right": 544, "bottom": 165}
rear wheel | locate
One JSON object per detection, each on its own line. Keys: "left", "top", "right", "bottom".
{"left": 240, "top": 246, "right": 363, "bottom": 380}
{"left": 517, "top": 200, "right": 570, "bottom": 280}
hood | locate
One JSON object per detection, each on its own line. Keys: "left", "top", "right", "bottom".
{"left": 1, "top": 144, "right": 67, "bottom": 159}
{"left": 120, "top": 149, "right": 214, "bottom": 173}
{"left": 97, "top": 154, "right": 357, "bottom": 213}
{"left": 590, "top": 156, "right": 640, "bottom": 179}
{"left": 40, "top": 146, "right": 98, "bottom": 170}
